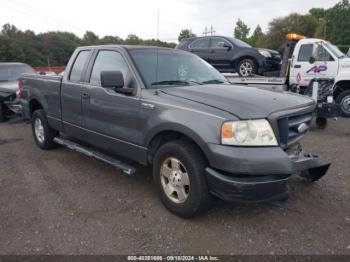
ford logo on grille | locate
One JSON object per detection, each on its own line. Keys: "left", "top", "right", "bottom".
{"left": 297, "top": 123, "right": 309, "bottom": 133}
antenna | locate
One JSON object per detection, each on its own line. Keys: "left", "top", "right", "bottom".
{"left": 157, "top": 9, "right": 160, "bottom": 40}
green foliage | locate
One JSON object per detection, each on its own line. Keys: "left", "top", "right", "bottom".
{"left": 248, "top": 25, "right": 264, "bottom": 47}
{"left": 178, "top": 29, "right": 196, "bottom": 42}
{"left": 0, "top": 25, "right": 176, "bottom": 66}
{"left": 237, "top": 0, "right": 350, "bottom": 51}
{"left": 324, "top": 0, "right": 350, "bottom": 45}
{"left": 234, "top": 19, "right": 250, "bottom": 42}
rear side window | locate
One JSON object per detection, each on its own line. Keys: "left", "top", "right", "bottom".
{"left": 90, "top": 50, "right": 130, "bottom": 86}
{"left": 69, "top": 50, "right": 90, "bottom": 82}
{"left": 298, "top": 44, "right": 313, "bottom": 62}
{"left": 189, "top": 38, "right": 209, "bottom": 49}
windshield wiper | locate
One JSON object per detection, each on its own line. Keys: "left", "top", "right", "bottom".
{"left": 201, "top": 79, "right": 229, "bottom": 85}
{"left": 150, "top": 80, "right": 200, "bottom": 86}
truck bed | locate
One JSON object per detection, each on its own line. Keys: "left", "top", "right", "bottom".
{"left": 21, "top": 74, "right": 63, "bottom": 121}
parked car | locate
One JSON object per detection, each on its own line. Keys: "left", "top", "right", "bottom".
{"left": 21, "top": 45, "right": 330, "bottom": 217}
{"left": 0, "top": 62, "right": 35, "bottom": 121}
{"left": 176, "top": 36, "right": 282, "bottom": 76}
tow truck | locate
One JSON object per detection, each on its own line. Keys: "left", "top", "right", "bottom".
{"left": 225, "top": 33, "right": 350, "bottom": 128}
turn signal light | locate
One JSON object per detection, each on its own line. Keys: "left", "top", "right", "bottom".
{"left": 221, "top": 122, "right": 233, "bottom": 139}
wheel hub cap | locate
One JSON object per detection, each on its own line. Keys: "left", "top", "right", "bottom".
{"left": 240, "top": 62, "right": 253, "bottom": 77}
{"left": 341, "top": 95, "right": 350, "bottom": 113}
{"left": 34, "top": 118, "right": 45, "bottom": 143}
{"left": 160, "top": 157, "right": 190, "bottom": 204}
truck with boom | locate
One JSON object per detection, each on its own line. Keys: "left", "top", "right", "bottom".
{"left": 227, "top": 34, "right": 350, "bottom": 122}
{"left": 20, "top": 45, "right": 330, "bottom": 217}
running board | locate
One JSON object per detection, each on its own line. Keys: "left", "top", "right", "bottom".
{"left": 53, "top": 137, "right": 136, "bottom": 175}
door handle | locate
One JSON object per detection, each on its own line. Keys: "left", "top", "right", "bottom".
{"left": 82, "top": 93, "right": 90, "bottom": 99}
{"left": 294, "top": 64, "right": 301, "bottom": 68}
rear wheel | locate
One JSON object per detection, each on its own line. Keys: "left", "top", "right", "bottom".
{"left": 336, "top": 90, "right": 350, "bottom": 117}
{"left": 153, "top": 139, "right": 211, "bottom": 218}
{"left": 237, "top": 58, "right": 257, "bottom": 77}
{"left": 31, "top": 109, "right": 58, "bottom": 150}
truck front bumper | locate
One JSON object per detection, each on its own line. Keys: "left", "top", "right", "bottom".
{"left": 205, "top": 145, "right": 330, "bottom": 202}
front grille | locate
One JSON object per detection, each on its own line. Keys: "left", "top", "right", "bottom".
{"left": 277, "top": 112, "right": 313, "bottom": 149}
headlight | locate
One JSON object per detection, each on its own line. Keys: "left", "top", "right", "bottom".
{"left": 258, "top": 49, "right": 271, "bottom": 58}
{"left": 221, "top": 119, "right": 278, "bottom": 146}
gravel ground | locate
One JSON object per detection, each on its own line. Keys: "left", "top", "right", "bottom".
{"left": 0, "top": 117, "right": 349, "bottom": 255}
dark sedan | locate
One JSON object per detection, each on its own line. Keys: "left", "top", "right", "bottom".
{"left": 176, "top": 35, "right": 281, "bottom": 76}
{"left": 0, "top": 62, "right": 35, "bottom": 121}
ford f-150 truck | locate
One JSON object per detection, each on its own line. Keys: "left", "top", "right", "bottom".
{"left": 20, "top": 45, "right": 330, "bottom": 217}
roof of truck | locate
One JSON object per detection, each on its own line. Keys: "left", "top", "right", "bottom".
{"left": 297, "top": 38, "right": 330, "bottom": 44}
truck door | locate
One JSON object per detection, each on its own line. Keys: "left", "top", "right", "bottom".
{"left": 61, "top": 49, "right": 91, "bottom": 138}
{"left": 290, "top": 43, "right": 315, "bottom": 87}
{"left": 314, "top": 43, "right": 338, "bottom": 79}
{"left": 81, "top": 49, "right": 141, "bottom": 161}
{"left": 207, "top": 37, "right": 233, "bottom": 71}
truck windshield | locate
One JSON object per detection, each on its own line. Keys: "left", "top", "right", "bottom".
{"left": 129, "top": 49, "right": 229, "bottom": 88}
{"left": 325, "top": 43, "right": 346, "bottom": 59}
{"left": 0, "top": 64, "right": 35, "bottom": 82}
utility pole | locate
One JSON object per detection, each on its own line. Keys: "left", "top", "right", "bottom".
{"left": 203, "top": 25, "right": 216, "bottom": 36}
{"left": 157, "top": 9, "right": 160, "bottom": 40}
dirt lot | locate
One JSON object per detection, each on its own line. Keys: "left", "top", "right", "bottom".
{"left": 0, "top": 117, "right": 349, "bottom": 255}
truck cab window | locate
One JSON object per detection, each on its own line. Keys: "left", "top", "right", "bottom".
{"left": 297, "top": 44, "right": 313, "bottom": 62}
{"left": 90, "top": 51, "right": 129, "bottom": 86}
{"left": 69, "top": 50, "right": 90, "bottom": 82}
{"left": 316, "top": 45, "right": 333, "bottom": 61}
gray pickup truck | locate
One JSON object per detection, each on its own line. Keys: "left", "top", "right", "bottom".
{"left": 20, "top": 45, "right": 330, "bottom": 217}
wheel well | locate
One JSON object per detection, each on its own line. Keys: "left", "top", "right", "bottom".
{"left": 29, "top": 99, "right": 43, "bottom": 116}
{"left": 147, "top": 130, "right": 207, "bottom": 165}
{"left": 234, "top": 56, "right": 257, "bottom": 69}
{"left": 334, "top": 81, "right": 350, "bottom": 100}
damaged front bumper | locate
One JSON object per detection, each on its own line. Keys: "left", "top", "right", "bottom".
{"left": 206, "top": 152, "right": 330, "bottom": 203}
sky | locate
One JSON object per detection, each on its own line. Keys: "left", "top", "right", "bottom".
{"left": 0, "top": 0, "right": 340, "bottom": 42}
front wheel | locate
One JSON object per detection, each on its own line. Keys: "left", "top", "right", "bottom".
{"left": 237, "top": 58, "right": 257, "bottom": 77}
{"left": 153, "top": 139, "right": 212, "bottom": 218}
{"left": 336, "top": 90, "right": 350, "bottom": 117}
{"left": 31, "top": 109, "right": 58, "bottom": 150}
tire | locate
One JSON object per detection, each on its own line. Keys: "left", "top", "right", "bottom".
{"left": 0, "top": 101, "right": 6, "bottom": 122}
{"left": 31, "top": 109, "right": 58, "bottom": 150}
{"left": 336, "top": 90, "right": 350, "bottom": 118}
{"left": 237, "top": 58, "right": 257, "bottom": 77}
{"left": 153, "top": 139, "right": 212, "bottom": 218}
{"left": 315, "top": 117, "right": 327, "bottom": 129}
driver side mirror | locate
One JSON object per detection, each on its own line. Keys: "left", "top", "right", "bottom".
{"left": 223, "top": 43, "right": 232, "bottom": 51}
{"left": 100, "top": 70, "right": 134, "bottom": 95}
{"left": 309, "top": 56, "right": 316, "bottom": 64}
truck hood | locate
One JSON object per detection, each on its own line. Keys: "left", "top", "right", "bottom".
{"left": 161, "top": 84, "right": 315, "bottom": 119}
{"left": 0, "top": 81, "right": 18, "bottom": 93}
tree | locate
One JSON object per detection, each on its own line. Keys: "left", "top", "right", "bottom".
{"left": 248, "top": 25, "right": 264, "bottom": 47}
{"left": 234, "top": 19, "right": 250, "bottom": 42}
{"left": 1, "top": 23, "right": 18, "bottom": 37}
{"left": 322, "top": 0, "right": 350, "bottom": 45}
{"left": 264, "top": 13, "right": 318, "bottom": 51}
{"left": 178, "top": 29, "right": 196, "bottom": 42}
{"left": 125, "top": 34, "right": 142, "bottom": 45}
{"left": 82, "top": 31, "right": 99, "bottom": 45}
